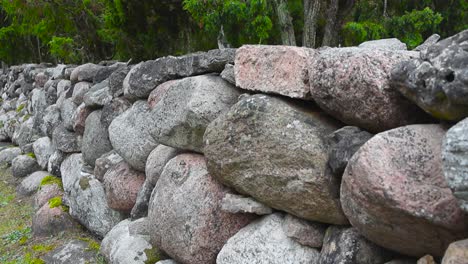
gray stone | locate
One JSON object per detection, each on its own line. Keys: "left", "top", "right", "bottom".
{"left": 100, "top": 98, "right": 132, "bottom": 129}
{"left": 12, "top": 118, "right": 41, "bottom": 149}
{"left": 327, "top": 126, "right": 373, "bottom": 176}
{"left": 60, "top": 154, "right": 123, "bottom": 237}
{"left": 101, "top": 219, "right": 161, "bottom": 264}
{"left": 282, "top": 214, "right": 327, "bottom": 248}
{"left": 42, "top": 239, "right": 100, "bottom": 264}
{"left": 443, "top": 117, "right": 468, "bottom": 212}
{"left": 309, "top": 47, "right": 430, "bottom": 132}
{"left": 33, "top": 137, "right": 54, "bottom": 170}
{"left": 16, "top": 171, "right": 49, "bottom": 196}
{"left": 48, "top": 150, "right": 66, "bottom": 177}
{"left": 220, "top": 63, "right": 235, "bottom": 85}
{"left": 358, "top": 38, "right": 408, "bottom": 50}
{"left": 93, "top": 62, "right": 126, "bottom": 84}
{"left": 131, "top": 145, "right": 180, "bottom": 219}
{"left": 51, "top": 64, "right": 67, "bottom": 80}
{"left": 72, "top": 103, "right": 93, "bottom": 135}
{"left": 391, "top": 30, "right": 468, "bottom": 120}
{"left": 61, "top": 98, "right": 78, "bottom": 131}
{"left": 82, "top": 110, "right": 113, "bottom": 167}
{"left": 71, "top": 81, "right": 91, "bottom": 105}
{"left": 52, "top": 125, "right": 82, "bottom": 153}
{"left": 221, "top": 193, "right": 273, "bottom": 215}
{"left": 94, "top": 150, "right": 123, "bottom": 182}
{"left": 70, "top": 63, "right": 105, "bottom": 83}
{"left": 83, "top": 80, "right": 113, "bottom": 108}
{"left": 156, "top": 260, "right": 178, "bottom": 264}
{"left": 11, "top": 154, "right": 40, "bottom": 178}
{"left": 0, "top": 147, "right": 22, "bottom": 165}
{"left": 319, "top": 226, "right": 393, "bottom": 264}
{"left": 217, "top": 213, "right": 320, "bottom": 264}
{"left": 414, "top": 34, "right": 440, "bottom": 51}
{"left": 41, "top": 104, "right": 62, "bottom": 138}
{"left": 124, "top": 48, "right": 236, "bottom": 98}
{"left": 32, "top": 202, "right": 78, "bottom": 237}
{"left": 109, "top": 101, "right": 158, "bottom": 171}
{"left": 148, "top": 153, "right": 255, "bottom": 264}
{"left": 151, "top": 75, "right": 240, "bottom": 153}
{"left": 204, "top": 94, "right": 347, "bottom": 224}
{"left": 108, "top": 66, "right": 130, "bottom": 97}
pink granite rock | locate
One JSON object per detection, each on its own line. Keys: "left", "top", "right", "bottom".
{"left": 33, "top": 201, "right": 77, "bottom": 237}
{"left": 148, "top": 154, "right": 256, "bottom": 264}
{"left": 235, "top": 45, "right": 316, "bottom": 99}
{"left": 34, "top": 183, "right": 64, "bottom": 210}
{"left": 341, "top": 124, "right": 468, "bottom": 257}
{"left": 309, "top": 48, "right": 431, "bottom": 132}
{"left": 72, "top": 103, "right": 93, "bottom": 135}
{"left": 103, "top": 161, "right": 145, "bottom": 212}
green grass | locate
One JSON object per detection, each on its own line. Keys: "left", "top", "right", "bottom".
{"left": 0, "top": 165, "right": 104, "bottom": 263}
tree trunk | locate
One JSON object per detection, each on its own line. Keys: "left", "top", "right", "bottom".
{"left": 303, "top": 0, "right": 321, "bottom": 48}
{"left": 323, "top": 0, "right": 355, "bottom": 47}
{"left": 272, "top": 0, "right": 296, "bottom": 46}
{"left": 217, "top": 25, "right": 232, "bottom": 49}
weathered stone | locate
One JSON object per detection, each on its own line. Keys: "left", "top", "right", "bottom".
{"left": 151, "top": 75, "right": 240, "bottom": 153}
{"left": 131, "top": 145, "right": 180, "bottom": 219}
{"left": 83, "top": 80, "right": 113, "bottom": 108}
{"left": 70, "top": 63, "right": 105, "bottom": 83}
{"left": 391, "top": 30, "right": 468, "bottom": 120}
{"left": 16, "top": 171, "right": 49, "bottom": 196}
{"left": 417, "top": 255, "right": 436, "bottom": 264}
{"left": 282, "top": 214, "right": 326, "bottom": 248}
{"left": 358, "top": 38, "right": 407, "bottom": 50}
{"left": 61, "top": 154, "right": 123, "bottom": 237}
{"left": 319, "top": 226, "right": 393, "bottom": 264}
{"left": 341, "top": 124, "right": 468, "bottom": 257}
{"left": 33, "top": 136, "right": 54, "bottom": 169}
{"left": 48, "top": 150, "right": 66, "bottom": 177}
{"left": 414, "top": 34, "right": 440, "bottom": 52}
{"left": 148, "top": 154, "right": 254, "bottom": 264}
{"left": 327, "top": 126, "right": 373, "bottom": 176}
{"left": 220, "top": 63, "right": 235, "bottom": 85}
{"left": 147, "top": 80, "right": 178, "bottom": 109}
{"left": 235, "top": 45, "right": 314, "bottom": 99}
{"left": 12, "top": 117, "right": 41, "bottom": 149}
{"left": 52, "top": 125, "right": 82, "bottom": 153}
{"left": 109, "top": 101, "right": 158, "bottom": 171}
{"left": 35, "top": 183, "right": 63, "bottom": 209}
{"left": 82, "top": 110, "right": 113, "bottom": 167}
{"left": 94, "top": 150, "right": 123, "bottom": 182}
{"left": 101, "top": 219, "right": 161, "bottom": 264}
{"left": 156, "top": 260, "right": 178, "bottom": 264}
{"left": 93, "top": 62, "right": 126, "bottom": 83}
{"left": 309, "top": 47, "right": 430, "bottom": 132}
{"left": 217, "top": 213, "right": 320, "bottom": 264}
{"left": 124, "top": 48, "right": 235, "bottom": 98}
{"left": 204, "top": 94, "right": 347, "bottom": 224}
{"left": 51, "top": 64, "right": 67, "bottom": 80}
{"left": 33, "top": 202, "right": 77, "bottom": 237}
{"left": 34, "top": 72, "right": 49, "bottom": 88}
{"left": 41, "top": 104, "right": 62, "bottom": 138}
{"left": 221, "top": 193, "right": 273, "bottom": 215}
{"left": 103, "top": 161, "right": 145, "bottom": 212}
{"left": 443, "top": 117, "right": 468, "bottom": 212}
{"left": 42, "top": 239, "right": 101, "bottom": 264}
{"left": 71, "top": 81, "right": 91, "bottom": 105}
{"left": 108, "top": 66, "right": 130, "bottom": 97}
{"left": 441, "top": 239, "right": 468, "bottom": 264}
{"left": 11, "top": 154, "right": 40, "bottom": 178}
{"left": 0, "top": 147, "right": 22, "bottom": 165}
{"left": 72, "top": 103, "right": 93, "bottom": 135}
{"left": 100, "top": 98, "right": 132, "bottom": 129}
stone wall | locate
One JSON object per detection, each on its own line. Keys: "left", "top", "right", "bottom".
{"left": 0, "top": 29, "right": 467, "bottom": 264}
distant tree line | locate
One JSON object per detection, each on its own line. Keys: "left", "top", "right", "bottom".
{"left": 0, "top": 0, "right": 466, "bottom": 65}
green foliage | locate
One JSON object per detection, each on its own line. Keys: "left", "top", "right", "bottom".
{"left": 2, "top": 227, "right": 31, "bottom": 245}
{"left": 343, "top": 22, "right": 387, "bottom": 46}
{"left": 48, "top": 37, "right": 79, "bottom": 64}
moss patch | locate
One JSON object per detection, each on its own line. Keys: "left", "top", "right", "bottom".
{"left": 16, "top": 104, "right": 25, "bottom": 113}
{"left": 144, "top": 247, "right": 161, "bottom": 264}
{"left": 47, "top": 196, "right": 63, "bottom": 209}
{"left": 79, "top": 177, "right": 91, "bottom": 190}
{"left": 39, "top": 175, "right": 63, "bottom": 190}
{"left": 26, "top": 152, "right": 36, "bottom": 159}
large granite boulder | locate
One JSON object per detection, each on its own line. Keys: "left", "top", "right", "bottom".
{"left": 0, "top": 147, "right": 22, "bottom": 165}
{"left": 16, "top": 171, "right": 49, "bottom": 196}
{"left": 441, "top": 239, "right": 468, "bottom": 264}
{"left": 204, "top": 94, "right": 347, "bottom": 224}
{"left": 11, "top": 154, "right": 40, "bottom": 178}
{"left": 309, "top": 47, "right": 430, "bottom": 132}
{"left": 443, "top": 117, "right": 468, "bottom": 212}
{"left": 109, "top": 101, "right": 158, "bottom": 171}
{"left": 124, "top": 49, "right": 235, "bottom": 98}
{"left": 148, "top": 153, "right": 254, "bottom": 264}
{"left": 100, "top": 98, "right": 132, "bottom": 129}
{"left": 32, "top": 202, "right": 77, "bottom": 237}
{"left": 217, "top": 213, "right": 320, "bottom": 264}
{"left": 234, "top": 45, "right": 315, "bottom": 99}
{"left": 151, "top": 75, "right": 240, "bottom": 153}
{"left": 358, "top": 38, "right": 407, "bottom": 50}
{"left": 341, "top": 124, "right": 468, "bottom": 257}
{"left": 61, "top": 154, "right": 123, "bottom": 237}
{"left": 391, "top": 30, "right": 468, "bottom": 120}
{"left": 33, "top": 136, "right": 54, "bottom": 170}
{"left": 42, "top": 239, "right": 101, "bottom": 264}
{"left": 52, "top": 125, "right": 82, "bottom": 153}
{"left": 70, "top": 63, "right": 105, "bottom": 83}
{"left": 82, "top": 110, "right": 113, "bottom": 167}
{"left": 41, "top": 104, "right": 62, "bottom": 138}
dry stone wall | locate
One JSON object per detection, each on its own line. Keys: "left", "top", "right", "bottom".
{"left": 0, "top": 30, "right": 467, "bottom": 264}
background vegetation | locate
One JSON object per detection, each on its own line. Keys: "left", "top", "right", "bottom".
{"left": 0, "top": 0, "right": 466, "bottom": 65}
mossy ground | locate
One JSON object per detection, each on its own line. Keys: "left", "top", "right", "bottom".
{"left": 0, "top": 165, "right": 104, "bottom": 263}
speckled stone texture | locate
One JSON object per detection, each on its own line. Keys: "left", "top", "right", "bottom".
{"left": 441, "top": 239, "right": 468, "bottom": 264}
{"left": 309, "top": 47, "right": 430, "bottom": 132}
{"left": 204, "top": 94, "right": 348, "bottom": 224}
{"left": 341, "top": 124, "right": 468, "bottom": 257}
{"left": 148, "top": 153, "right": 255, "bottom": 264}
